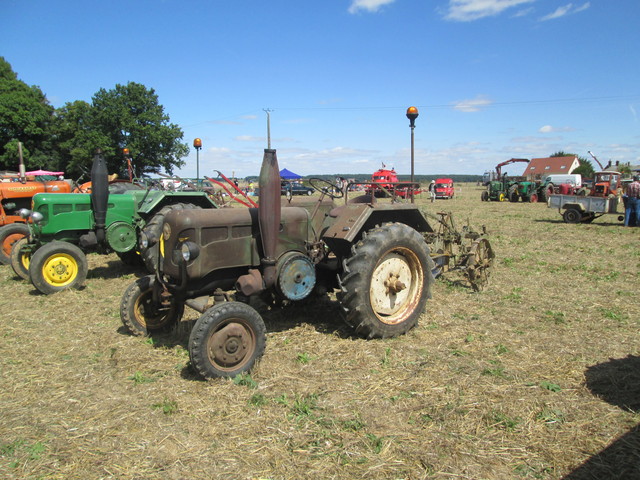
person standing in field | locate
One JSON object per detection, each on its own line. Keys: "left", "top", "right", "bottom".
{"left": 624, "top": 175, "right": 640, "bottom": 227}
{"left": 429, "top": 180, "right": 436, "bottom": 202}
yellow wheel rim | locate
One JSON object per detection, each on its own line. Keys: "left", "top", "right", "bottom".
{"left": 41, "top": 253, "right": 78, "bottom": 287}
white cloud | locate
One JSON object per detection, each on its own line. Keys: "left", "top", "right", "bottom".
{"left": 348, "top": 0, "right": 395, "bottom": 14}
{"left": 235, "top": 135, "right": 265, "bottom": 142}
{"left": 453, "top": 95, "right": 493, "bottom": 112}
{"left": 444, "top": 0, "right": 535, "bottom": 22}
{"left": 539, "top": 125, "right": 575, "bottom": 133}
{"left": 540, "top": 2, "right": 590, "bottom": 21}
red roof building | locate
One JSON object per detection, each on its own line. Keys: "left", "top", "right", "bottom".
{"left": 522, "top": 156, "right": 580, "bottom": 180}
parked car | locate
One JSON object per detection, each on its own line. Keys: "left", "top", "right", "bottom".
{"left": 281, "top": 181, "right": 313, "bottom": 196}
{"left": 434, "top": 178, "right": 454, "bottom": 199}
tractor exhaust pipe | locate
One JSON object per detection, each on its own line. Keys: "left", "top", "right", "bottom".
{"left": 90, "top": 150, "right": 109, "bottom": 243}
{"left": 235, "top": 148, "right": 281, "bottom": 297}
{"left": 258, "top": 148, "right": 281, "bottom": 289}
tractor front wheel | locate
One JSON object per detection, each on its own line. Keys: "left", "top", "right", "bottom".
{"left": 529, "top": 193, "right": 538, "bottom": 203}
{"left": 10, "top": 237, "right": 31, "bottom": 280}
{"left": 141, "top": 203, "right": 200, "bottom": 272}
{"left": 481, "top": 191, "right": 489, "bottom": 202}
{"left": 337, "top": 223, "right": 433, "bottom": 339}
{"left": 189, "top": 302, "right": 266, "bottom": 379}
{"left": 0, "top": 223, "right": 29, "bottom": 265}
{"left": 120, "top": 275, "right": 184, "bottom": 336}
{"left": 29, "top": 242, "right": 88, "bottom": 294}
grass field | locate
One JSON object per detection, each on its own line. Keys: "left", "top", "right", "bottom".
{"left": 1, "top": 183, "right": 638, "bottom": 480}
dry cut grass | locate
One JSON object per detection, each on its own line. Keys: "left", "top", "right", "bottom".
{"left": 0, "top": 183, "right": 638, "bottom": 480}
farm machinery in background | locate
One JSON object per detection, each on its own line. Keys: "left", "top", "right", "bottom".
{"left": 120, "top": 148, "right": 495, "bottom": 380}
{"left": 481, "top": 158, "right": 529, "bottom": 202}
{"left": 548, "top": 170, "right": 624, "bottom": 224}
{"left": 12, "top": 152, "right": 220, "bottom": 294}
{"left": 365, "top": 165, "right": 421, "bottom": 198}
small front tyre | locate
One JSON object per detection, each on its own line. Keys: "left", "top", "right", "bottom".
{"left": 10, "top": 237, "right": 31, "bottom": 280}
{"left": 120, "top": 275, "right": 184, "bottom": 336}
{"left": 29, "top": 241, "right": 88, "bottom": 294}
{"left": 189, "top": 302, "right": 267, "bottom": 379}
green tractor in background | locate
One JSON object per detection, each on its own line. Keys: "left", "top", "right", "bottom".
{"left": 507, "top": 181, "right": 545, "bottom": 203}
{"left": 481, "top": 177, "right": 515, "bottom": 202}
{"left": 12, "top": 152, "right": 219, "bottom": 294}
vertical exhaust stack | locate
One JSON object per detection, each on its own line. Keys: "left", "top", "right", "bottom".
{"left": 258, "top": 148, "right": 281, "bottom": 288}
{"left": 90, "top": 150, "right": 109, "bottom": 243}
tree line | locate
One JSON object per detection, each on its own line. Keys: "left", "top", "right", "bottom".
{"left": 0, "top": 57, "right": 187, "bottom": 180}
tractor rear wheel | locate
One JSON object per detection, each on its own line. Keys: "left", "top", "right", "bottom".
{"left": 141, "top": 203, "right": 201, "bottom": 272}
{"left": 29, "top": 241, "right": 88, "bottom": 294}
{"left": 10, "top": 237, "right": 31, "bottom": 280}
{"left": 337, "top": 223, "right": 433, "bottom": 339}
{"left": 0, "top": 223, "right": 29, "bottom": 265}
{"left": 189, "top": 302, "right": 266, "bottom": 379}
{"left": 120, "top": 275, "right": 184, "bottom": 336}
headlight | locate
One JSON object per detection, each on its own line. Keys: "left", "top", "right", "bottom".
{"left": 19, "top": 208, "right": 31, "bottom": 219}
{"left": 139, "top": 232, "right": 149, "bottom": 249}
{"left": 180, "top": 241, "right": 200, "bottom": 262}
{"left": 31, "top": 212, "right": 44, "bottom": 224}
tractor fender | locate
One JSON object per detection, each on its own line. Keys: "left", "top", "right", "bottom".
{"left": 136, "top": 192, "right": 218, "bottom": 219}
{"left": 321, "top": 203, "right": 432, "bottom": 257}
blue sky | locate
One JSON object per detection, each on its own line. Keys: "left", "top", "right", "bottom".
{"left": 2, "top": 0, "right": 639, "bottom": 178}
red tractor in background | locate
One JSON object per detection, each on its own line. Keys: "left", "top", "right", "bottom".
{"left": 366, "top": 166, "right": 421, "bottom": 198}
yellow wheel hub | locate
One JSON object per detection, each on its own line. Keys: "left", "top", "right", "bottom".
{"left": 42, "top": 253, "right": 78, "bottom": 287}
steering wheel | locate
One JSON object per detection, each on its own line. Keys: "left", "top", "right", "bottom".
{"left": 308, "top": 178, "right": 344, "bottom": 199}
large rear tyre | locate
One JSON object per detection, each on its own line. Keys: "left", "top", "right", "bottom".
{"left": 141, "top": 203, "right": 200, "bottom": 272}
{"left": 0, "top": 223, "right": 29, "bottom": 265}
{"left": 29, "top": 241, "right": 88, "bottom": 294}
{"left": 189, "top": 302, "right": 266, "bottom": 379}
{"left": 120, "top": 275, "right": 184, "bottom": 336}
{"left": 337, "top": 223, "right": 433, "bottom": 339}
{"left": 10, "top": 237, "right": 31, "bottom": 280}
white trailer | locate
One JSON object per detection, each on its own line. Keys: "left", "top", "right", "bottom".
{"left": 547, "top": 194, "right": 624, "bottom": 224}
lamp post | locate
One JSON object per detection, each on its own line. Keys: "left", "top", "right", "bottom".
{"left": 193, "top": 138, "right": 202, "bottom": 185}
{"left": 406, "top": 106, "right": 419, "bottom": 203}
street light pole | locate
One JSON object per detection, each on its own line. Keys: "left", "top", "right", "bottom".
{"left": 406, "top": 106, "right": 419, "bottom": 203}
{"left": 193, "top": 138, "right": 202, "bottom": 185}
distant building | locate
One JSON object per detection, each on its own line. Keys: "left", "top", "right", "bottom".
{"left": 523, "top": 156, "right": 580, "bottom": 181}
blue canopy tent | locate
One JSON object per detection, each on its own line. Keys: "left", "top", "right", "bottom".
{"left": 279, "top": 168, "right": 301, "bottom": 180}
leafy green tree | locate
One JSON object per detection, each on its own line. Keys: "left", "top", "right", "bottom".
{"left": 0, "top": 57, "right": 54, "bottom": 170}
{"left": 49, "top": 100, "right": 109, "bottom": 179}
{"left": 90, "top": 82, "right": 188, "bottom": 177}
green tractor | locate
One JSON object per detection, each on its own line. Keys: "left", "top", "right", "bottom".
{"left": 507, "top": 181, "right": 543, "bottom": 203}
{"left": 12, "top": 153, "right": 219, "bottom": 294}
{"left": 481, "top": 178, "right": 513, "bottom": 202}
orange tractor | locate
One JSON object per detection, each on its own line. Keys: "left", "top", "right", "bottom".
{"left": 0, "top": 173, "right": 72, "bottom": 264}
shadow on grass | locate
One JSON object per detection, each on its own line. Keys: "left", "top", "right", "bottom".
{"left": 563, "top": 355, "right": 640, "bottom": 479}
